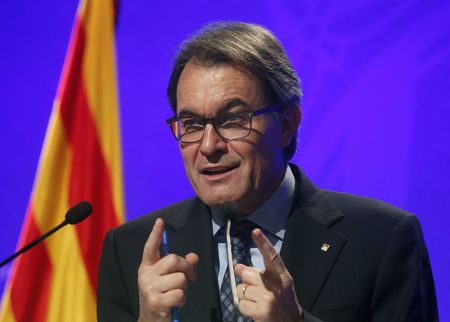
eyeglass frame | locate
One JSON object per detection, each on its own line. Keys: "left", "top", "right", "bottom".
{"left": 166, "top": 104, "right": 284, "bottom": 143}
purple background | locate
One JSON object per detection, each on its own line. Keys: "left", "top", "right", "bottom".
{"left": 1, "top": 0, "right": 449, "bottom": 320}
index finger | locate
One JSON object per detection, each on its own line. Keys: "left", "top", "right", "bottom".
{"left": 252, "top": 228, "right": 286, "bottom": 275}
{"left": 141, "top": 218, "right": 165, "bottom": 266}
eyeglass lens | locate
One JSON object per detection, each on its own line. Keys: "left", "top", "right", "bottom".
{"left": 177, "top": 113, "right": 252, "bottom": 143}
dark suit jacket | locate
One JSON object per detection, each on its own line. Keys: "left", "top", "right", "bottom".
{"left": 97, "top": 165, "right": 438, "bottom": 322}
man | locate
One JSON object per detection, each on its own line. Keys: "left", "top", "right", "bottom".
{"left": 97, "top": 22, "right": 438, "bottom": 322}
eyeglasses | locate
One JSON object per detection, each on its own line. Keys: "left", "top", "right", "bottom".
{"left": 166, "top": 105, "right": 282, "bottom": 143}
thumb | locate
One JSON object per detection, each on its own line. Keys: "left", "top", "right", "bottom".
{"left": 185, "top": 252, "right": 200, "bottom": 268}
{"left": 234, "top": 263, "right": 248, "bottom": 278}
{"left": 185, "top": 252, "right": 200, "bottom": 281}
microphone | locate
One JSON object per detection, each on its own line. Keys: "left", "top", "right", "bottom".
{"left": 222, "top": 210, "right": 240, "bottom": 307}
{"left": 65, "top": 201, "right": 93, "bottom": 224}
{"left": 0, "top": 201, "right": 93, "bottom": 268}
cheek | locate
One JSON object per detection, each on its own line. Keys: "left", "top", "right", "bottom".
{"left": 237, "top": 127, "right": 284, "bottom": 181}
{"left": 229, "top": 142, "right": 270, "bottom": 179}
{"left": 241, "top": 124, "right": 283, "bottom": 163}
{"left": 180, "top": 146, "right": 198, "bottom": 175}
{"left": 259, "top": 124, "right": 284, "bottom": 160}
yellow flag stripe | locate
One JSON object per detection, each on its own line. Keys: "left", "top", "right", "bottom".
{"left": 32, "top": 102, "right": 71, "bottom": 231}
{"left": 31, "top": 108, "right": 95, "bottom": 321}
{"left": 0, "top": 285, "right": 17, "bottom": 322}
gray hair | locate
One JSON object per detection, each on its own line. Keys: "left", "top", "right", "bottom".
{"left": 167, "top": 21, "right": 302, "bottom": 160}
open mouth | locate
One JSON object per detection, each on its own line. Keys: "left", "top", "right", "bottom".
{"left": 200, "top": 165, "right": 238, "bottom": 176}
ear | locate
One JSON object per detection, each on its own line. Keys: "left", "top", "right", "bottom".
{"left": 280, "top": 105, "right": 301, "bottom": 148}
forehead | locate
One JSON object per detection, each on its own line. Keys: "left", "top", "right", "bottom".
{"left": 176, "top": 61, "right": 266, "bottom": 116}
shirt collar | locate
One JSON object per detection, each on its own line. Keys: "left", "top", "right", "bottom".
{"left": 211, "top": 165, "right": 296, "bottom": 240}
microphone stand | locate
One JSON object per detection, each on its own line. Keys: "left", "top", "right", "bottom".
{"left": 0, "top": 220, "right": 68, "bottom": 268}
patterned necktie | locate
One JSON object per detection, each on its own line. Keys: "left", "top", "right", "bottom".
{"left": 219, "top": 220, "right": 256, "bottom": 322}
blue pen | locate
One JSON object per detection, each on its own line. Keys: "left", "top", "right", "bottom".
{"left": 162, "top": 230, "right": 180, "bottom": 322}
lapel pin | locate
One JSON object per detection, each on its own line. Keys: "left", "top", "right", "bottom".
{"left": 321, "top": 243, "right": 330, "bottom": 252}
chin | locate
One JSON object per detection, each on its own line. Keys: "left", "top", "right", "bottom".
{"left": 196, "top": 186, "right": 246, "bottom": 208}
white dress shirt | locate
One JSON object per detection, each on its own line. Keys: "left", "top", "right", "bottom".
{"left": 211, "top": 165, "right": 296, "bottom": 287}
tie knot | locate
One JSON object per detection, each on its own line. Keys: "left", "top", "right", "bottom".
{"left": 228, "top": 220, "right": 258, "bottom": 250}
{"left": 216, "top": 219, "right": 259, "bottom": 250}
{"left": 230, "top": 220, "right": 257, "bottom": 238}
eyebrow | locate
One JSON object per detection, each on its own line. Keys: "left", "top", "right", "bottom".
{"left": 220, "top": 98, "right": 250, "bottom": 112}
{"left": 178, "top": 98, "right": 251, "bottom": 118}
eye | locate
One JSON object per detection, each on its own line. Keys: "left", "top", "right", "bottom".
{"left": 180, "top": 118, "right": 204, "bottom": 133}
{"left": 218, "top": 114, "right": 248, "bottom": 128}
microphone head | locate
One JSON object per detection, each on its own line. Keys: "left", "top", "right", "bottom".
{"left": 65, "top": 201, "right": 93, "bottom": 225}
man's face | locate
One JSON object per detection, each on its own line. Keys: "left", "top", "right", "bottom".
{"left": 176, "top": 61, "right": 288, "bottom": 214}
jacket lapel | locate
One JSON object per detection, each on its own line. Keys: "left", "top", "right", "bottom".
{"left": 161, "top": 165, "right": 347, "bottom": 319}
{"left": 164, "top": 199, "right": 220, "bottom": 321}
{"left": 281, "top": 166, "right": 347, "bottom": 311}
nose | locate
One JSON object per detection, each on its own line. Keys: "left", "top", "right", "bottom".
{"left": 199, "top": 124, "right": 228, "bottom": 159}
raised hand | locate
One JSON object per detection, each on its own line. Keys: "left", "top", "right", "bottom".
{"left": 235, "top": 228, "right": 303, "bottom": 322}
{"left": 138, "top": 218, "right": 199, "bottom": 322}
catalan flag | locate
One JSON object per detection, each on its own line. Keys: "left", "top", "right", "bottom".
{"left": 0, "top": 0, "right": 124, "bottom": 320}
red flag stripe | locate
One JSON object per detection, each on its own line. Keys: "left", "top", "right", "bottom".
{"left": 10, "top": 208, "right": 52, "bottom": 322}
{"left": 57, "top": 17, "right": 120, "bottom": 289}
